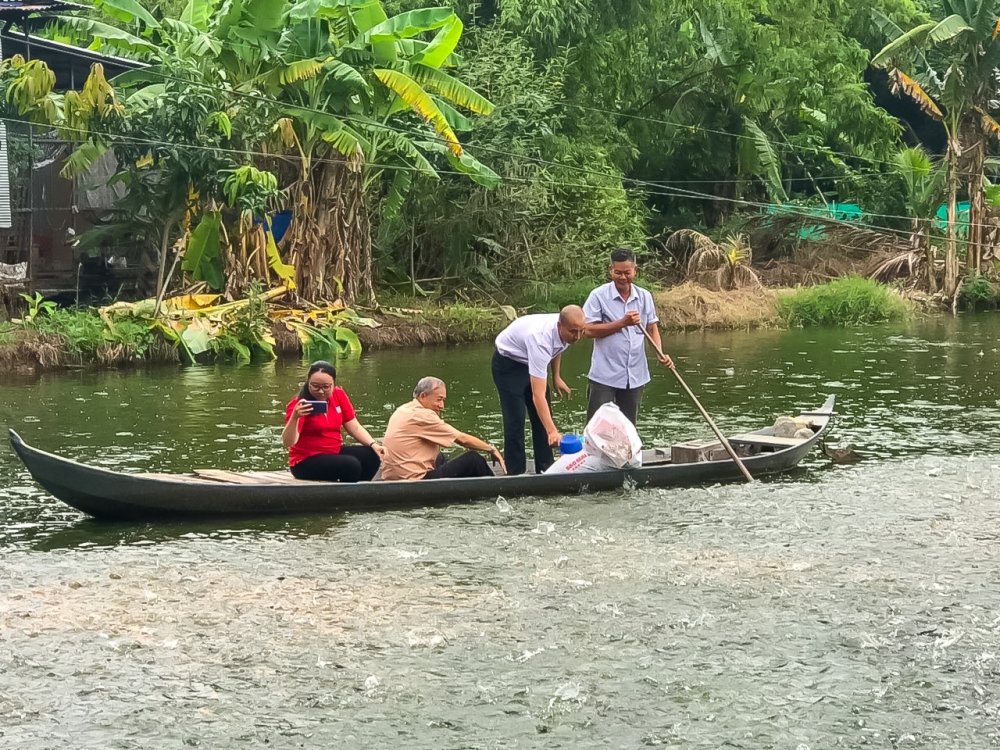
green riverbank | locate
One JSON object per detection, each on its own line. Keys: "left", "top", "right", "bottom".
{"left": 0, "top": 278, "right": 929, "bottom": 373}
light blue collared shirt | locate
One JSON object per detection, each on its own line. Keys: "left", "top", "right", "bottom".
{"left": 584, "top": 282, "right": 659, "bottom": 389}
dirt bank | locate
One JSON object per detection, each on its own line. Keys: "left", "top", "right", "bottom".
{"left": 356, "top": 309, "right": 508, "bottom": 350}
{"left": 0, "top": 330, "right": 66, "bottom": 373}
{"left": 654, "top": 282, "right": 786, "bottom": 331}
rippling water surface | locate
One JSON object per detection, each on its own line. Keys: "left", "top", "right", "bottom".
{"left": 3, "top": 318, "right": 1000, "bottom": 747}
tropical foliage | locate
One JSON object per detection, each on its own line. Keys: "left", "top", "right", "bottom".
{"left": 5, "top": 0, "right": 1000, "bottom": 306}
{"left": 872, "top": 0, "right": 1000, "bottom": 296}
{"left": 7, "top": 285, "right": 380, "bottom": 365}
{"left": 5, "top": 0, "right": 497, "bottom": 305}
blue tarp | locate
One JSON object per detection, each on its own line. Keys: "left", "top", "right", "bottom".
{"left": 766, "top": 202, "right": 864, "bottom": 239}
{"left": 253, "top": 209, "right": 293, "bottom": 243}
{"left": 935, "top": 202, "right": 969, "bottom": 237}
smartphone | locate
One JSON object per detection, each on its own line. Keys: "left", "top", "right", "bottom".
{"left": 303, "top": 400, "right": 328, "bottom": 415}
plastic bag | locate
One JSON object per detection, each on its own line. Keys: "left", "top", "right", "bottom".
{"left": 583, "top": 402, "right": 642, "bottom": 468}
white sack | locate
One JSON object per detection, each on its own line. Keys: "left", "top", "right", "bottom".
{"left": 544, "top": 450, "right": 612, "bottom": 474}
{"left": 583, "top": 402, "right": 643, "bottom": 468}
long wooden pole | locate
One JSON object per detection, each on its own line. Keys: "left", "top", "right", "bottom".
{"left": 640, "top": 326, "right": 754, "bottom": 483}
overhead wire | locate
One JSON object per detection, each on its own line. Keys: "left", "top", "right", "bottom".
{"left": 22, "top": 17, "right": 922, "bottom": 176}
{"left": 18, "top": 17, "right": 964, "bottom": 190}
{"left": 6, "top": 23, "right": 991, "bottom": 246}
{"left": 15, "top": 116, "right": 928, "bottom": 261}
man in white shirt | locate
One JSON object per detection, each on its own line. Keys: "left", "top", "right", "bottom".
{"left": 584, "top": 248, "right": 673, "bottom": 425}
{"left": 492, "top": 305, "right": 587, "bottom": 474}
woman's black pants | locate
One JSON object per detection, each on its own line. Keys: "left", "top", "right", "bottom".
{"left": 290, "top": 445, "right": 381, "bottom": 482}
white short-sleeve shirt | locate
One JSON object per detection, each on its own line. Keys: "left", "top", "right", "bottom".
{"left": 495, "top": 313, "right": 569, "bottom": 380}
{"left": 583, "top": 282, "right": 659, "bottom": 389}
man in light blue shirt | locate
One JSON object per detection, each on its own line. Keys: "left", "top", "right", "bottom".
{"left": 583, "top": 248, "right": 674, "bottom": 425}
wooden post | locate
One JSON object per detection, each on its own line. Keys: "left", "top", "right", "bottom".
{"left": 409, "top": 219, "right": 416, "bottom": 297}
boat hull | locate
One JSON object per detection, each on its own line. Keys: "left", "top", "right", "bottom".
{"left": 8, "top": 396, "right": 835, "bottom": 521}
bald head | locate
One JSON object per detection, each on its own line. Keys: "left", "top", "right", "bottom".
{"left": 559, "top": 305, "right": 585, "bottom": 326}
{"left": 557, "top": 305, "right": 586, "bottom": 344}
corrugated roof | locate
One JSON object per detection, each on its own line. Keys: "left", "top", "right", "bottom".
{"left": 0, "top": 0, "right": 88, "bottom": 14}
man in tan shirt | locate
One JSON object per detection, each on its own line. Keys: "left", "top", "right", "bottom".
{"left": 382, "top": 377, "right": 507, "bottom": 480}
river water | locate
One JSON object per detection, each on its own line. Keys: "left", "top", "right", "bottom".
{"left": 2, "top": 318, "right": 1000, "bottom": 748}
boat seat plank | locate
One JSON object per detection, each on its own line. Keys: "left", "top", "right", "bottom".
{"left": 247, "top": 471, "right": 312, "bottom": 484}
{"left": 193, "top": 469, "right": 287, "bottom": 484}
{"left": 729, "top": 433, "right": 808, "bottom": 447}
{"left": 136, "top": 472, "right": 218, "bottom": 484}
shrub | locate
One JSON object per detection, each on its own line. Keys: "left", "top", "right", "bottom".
{"left": 375, "top": 27, "right": 647, "bottom": 291}
{"left": 34, "top": 308, "right": 106, "bottom": 355}
{"left": 514, "top": 279, "right": 601, "bottom": 312}
{"left": 959, "top": 274, "right": 997, "bottom": 311}
{"left": 778, "top": 277, "right": 911, "bottom": 326}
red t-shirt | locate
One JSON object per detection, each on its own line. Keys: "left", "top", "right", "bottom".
{"left": 285, "top": 388, "right": 357, "bottom": 466}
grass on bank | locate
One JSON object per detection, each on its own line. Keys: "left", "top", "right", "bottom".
{"left": 778, "top": 276, "right": 912, "bottom": 327}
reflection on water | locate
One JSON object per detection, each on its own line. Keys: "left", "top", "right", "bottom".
{"left": 3, "top": 317, "right": 1000, "bottom": 747}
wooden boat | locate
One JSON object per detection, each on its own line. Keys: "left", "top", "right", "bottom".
{"left": 8, "top": 396, "right": 835, "bottom": 521}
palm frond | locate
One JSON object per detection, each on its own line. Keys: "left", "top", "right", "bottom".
{"left": 373, "top": 67, "right": 462, "bottom": 156}
{"left": 928, "top": 14, "right": 972, "bottom": 43}
{"left": 977, "top": 107, "right": 1000, "bottom": 142}
{"left": 406, "top": 63, "right": 494, "bottom": 116}
{"left": 868, "top": 251, "right": 920, "bottom": 283}
{"left": 888, "top": 69, "right": 943, "bottom": 120}
{"left": 871, "top": 21, "right": 935, "bottom": 67}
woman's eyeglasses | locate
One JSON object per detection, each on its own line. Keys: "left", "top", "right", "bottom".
{"left": 308, "top": 382, "right": 334, "bottom": 392}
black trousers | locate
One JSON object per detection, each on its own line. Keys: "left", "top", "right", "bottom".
{"left": 586, "top": 380, "right": 644, "bottom": 425}
{"left": 290, "top": 445, "right": 381, "bottom": 482}
{"left": 491, "top": 351, "right": 553, "bottom": 475}
{"left": 423, "top": 451, "right": 494, "bottom": 480}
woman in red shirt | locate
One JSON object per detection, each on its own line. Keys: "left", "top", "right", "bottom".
{"left": 282, "top": 361, "right": 385, "bottom": 482}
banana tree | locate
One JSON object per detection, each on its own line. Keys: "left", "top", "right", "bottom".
{"left": 895, "top": 147, "right": 945, "bottom": 291}
{"left": 661, "top": 13, "right": 789, "bottom": 215}
{"left": 872, "top": 4, "right": 1000, "bottom": 296}
{"left": 54, "top": 0, "right": 497, "bottom": 304}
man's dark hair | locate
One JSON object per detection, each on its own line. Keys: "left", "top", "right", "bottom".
{"left": 610, "top": 248, "right": 637, "bottom": 265}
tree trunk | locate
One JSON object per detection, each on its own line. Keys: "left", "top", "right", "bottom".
{"left": 287, "top": 152, "right": 374, "bottom": 305}
{"left": 155, "top": 215, "right": 179, "bottom": 302}
{"left": 944, "top": 153, "right": 960, "bottom": 297}
{"left": 915, "top": 219, "right": 936, "bottom": 293}
{"left": 965, "top": 123, "right": 985, "bottom": 277}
